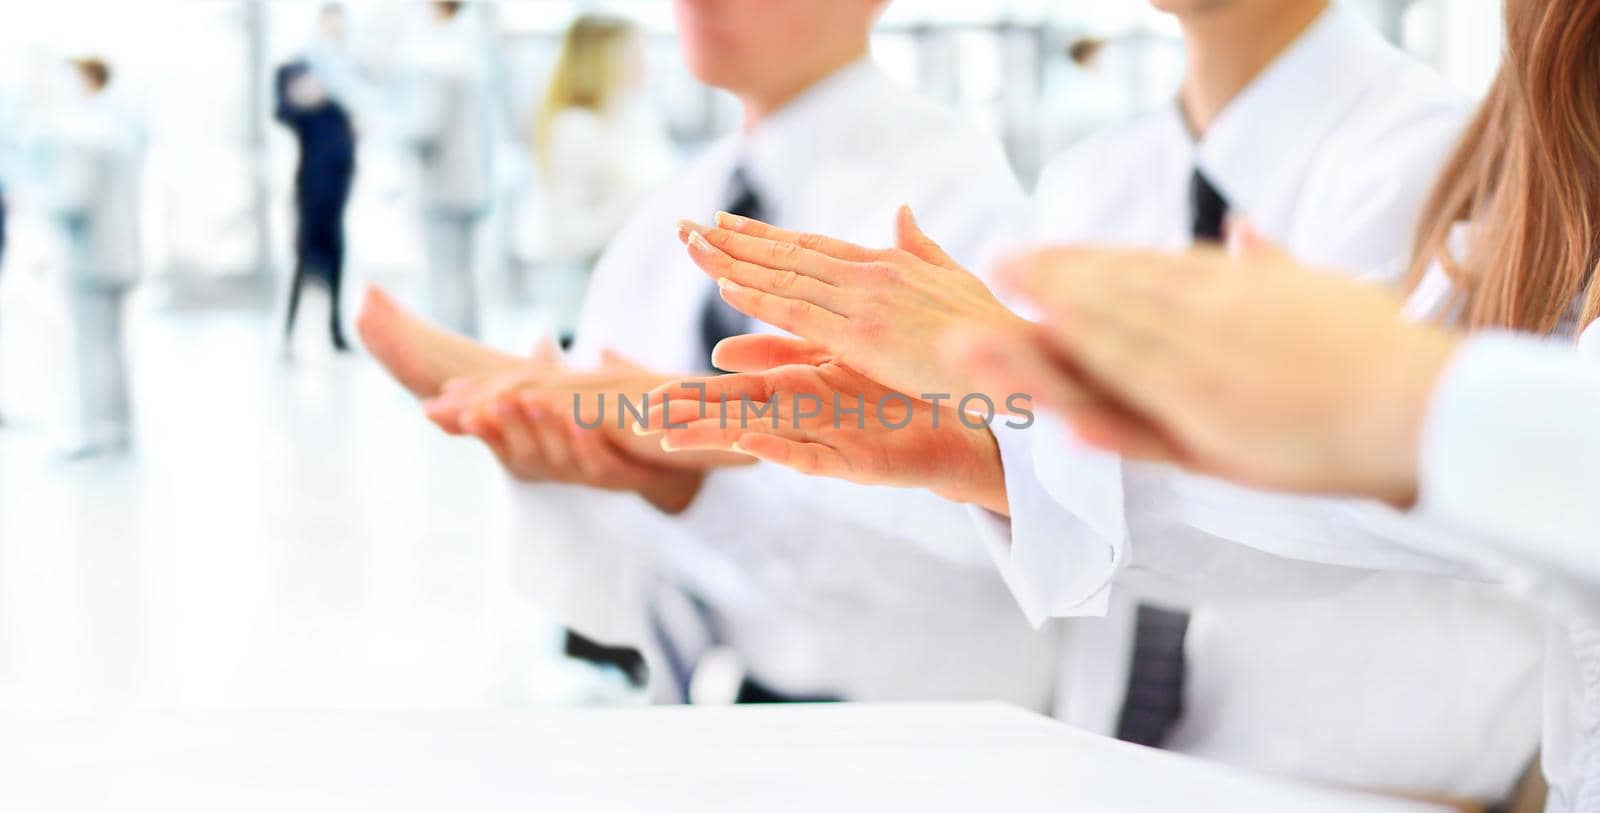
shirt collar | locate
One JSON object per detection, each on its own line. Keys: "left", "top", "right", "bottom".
{"left": 736, "top": 56, "right": 887, "bottom": 217}
{"left": 1193, "top": 5, "right": 1398, "bottom": 234}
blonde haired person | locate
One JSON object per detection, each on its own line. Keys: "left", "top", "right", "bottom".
{"left": 532, "top": 14, "right": 672, "bottom": 342}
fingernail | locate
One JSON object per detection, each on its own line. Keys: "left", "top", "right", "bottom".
{"left": 718, "top": 277, "right": 740, "bottom": 293}
{"left": 675, "top": 220, "right": 695, "bottom": 240}
{"left": 689, "top": 231, "right": 714, "bottom": 252}
{"left": 715, "top": 211, "right": 745, "bottom": 229}
{"left": 659, "top": 436, "right": 675, "bottom": 452}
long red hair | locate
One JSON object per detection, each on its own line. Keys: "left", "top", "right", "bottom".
{"left": 1406, "top": 0, "right": 1600, "bottom": 334}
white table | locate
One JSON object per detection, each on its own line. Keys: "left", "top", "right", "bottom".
{"left": 3, "top": 702, "right": 1443, "bottom": 812}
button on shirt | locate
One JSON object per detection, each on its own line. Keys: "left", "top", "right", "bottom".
{"left": 511, "top": 59, "right": 1059, "bottom": 709}
{"left": 974, "top": 6, "right": 1543, "bottom": 801}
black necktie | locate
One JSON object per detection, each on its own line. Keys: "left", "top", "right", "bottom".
{"left": 1190, "top": 169, "right": 1229, "bottom": 243}
{"left": 1114, "top": 168, "right": 1231, "bottom": 749}
{"left": 698, "top": 166, "right": 765, "bottom": 371}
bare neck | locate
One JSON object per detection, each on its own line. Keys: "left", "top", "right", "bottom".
{"left": 1177, "top": 0, "right": 1329, "bottom": 136}
{"left": 738, "top": 43, "right": 871, "bottom": 131}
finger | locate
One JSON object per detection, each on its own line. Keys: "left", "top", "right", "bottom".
{"left": 942, "top": 324, "right": 1097, "bottom": 414}
{"left": 644, "top": 373, "right": 777, "bottom": 431}
{"left": 1000, "top": 248, "right": 1196, "bottom": 362}
{"left": 992, "top": 252, "right": 1181, "bottom": 403}
{"left": 712, "top": 211, "right": 880, "bottom": 262}
{"left": 675, "top": 219, "right": 711, "bottom": 245}
{"left": 713, "top": 277, "right": 852, "bottom": 348}
{"left": 697, "top": 224, "right": 856, "bottom": 287}
{"left": 648, "top": 373, "right": 773, "bottom": 404}
{"left": 895, "top": 205, "right": 959, "bottom": 269}
{"left": 659, "top": 418, "right": 746, "bottom": 452}
{"left": 685, "top": 230, "right": 849, "bottom": 313}
{"left": 461, "top": 401, "right": 507, "bottom": 448}
{"left": 732, "top": 434, "right": 854, "bottom": 480}
{"left": 523, "top": 398, "right": 575, "bottom": 474}
{"left": 566, "top": 416, "right": 650, "bottom": 487}
{"left": 494, "top": 397, "right": 546, "bottom": 476}
{"left": 422, "top": 395, "right": 471, "bottom": 435}
{"left": 997, "top": 247, "right": 1193, "bottom": 319}
{"left": 712, "top": 335, "right": 833, "bottom": 373}
{"left": 654, "top": 397, "right": 832, "bottom": 446}
{"left": 1027, "top": 300, "right": 1196, "bottom": 428}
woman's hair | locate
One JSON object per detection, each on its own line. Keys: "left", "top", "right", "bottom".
{"left": 71, "top": 57, "right": 112, "bottom": 92}
{"left": 1405, "top": 0, "right": 1600, "bottom": 334}
{"left": 533, "top": 14, "right": 640, "bottom": 169}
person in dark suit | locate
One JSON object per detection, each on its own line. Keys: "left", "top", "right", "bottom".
{"left": 276, "top": 44, "right": 356, "bottom": 351}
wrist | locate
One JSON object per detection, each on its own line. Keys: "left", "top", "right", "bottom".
{"left": 930, "top": 423, "right": 1010, "bottom": 516}
{"left": 1345, "top": 325, "right": 1460, "bottom": 507}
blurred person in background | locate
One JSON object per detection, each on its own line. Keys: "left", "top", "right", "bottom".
{"left": 409, "top": 0, "right": 495, "bottom": 338}
{"left": 532, "top": 14, "right": 672, "bottom": 348}
{"left": 359, "top": 0, "right": 1060, "bottom": 712}
{"left": 47, "top": 57, "right": 144, "bottom": 457}
{"left": 276, "top": 3, "right": 359, "bottom": 353}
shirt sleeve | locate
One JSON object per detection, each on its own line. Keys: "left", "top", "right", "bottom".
{"left": 1416, "top": 332, "right": 1600, "bottom": 590}
{"left": 967, "top": 421, "right": 1123, "bottom": 626}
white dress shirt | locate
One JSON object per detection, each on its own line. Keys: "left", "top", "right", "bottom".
{"left": 1392, "top": 325, "right": 1600, "bottom": 813}
{"left": 512, "top": 59, "right": 1059, "bottom": 709}
{"left": 980, "top": 6, "right": 1543, "bottom": 802}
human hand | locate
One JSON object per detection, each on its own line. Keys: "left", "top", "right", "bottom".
{"left": 642, "top": 355, "right": 1015, "bottom": 515}
{"left": 992, "top": 241, "right": 1458, "bottom": 505}
{"left": 431, "top": 349, "right": 752, "bottom": 514}
{"left": 941, "top": 320, "right": 1179, "bottom": 463}
{"left": 676, "top": 206, "right": 1030, "bottom": 400}
{"left": 461, "top": 389, "right": 709, "bottom": 514}
{"left": 421, "top": 335, "right": 567, "bottom": 435}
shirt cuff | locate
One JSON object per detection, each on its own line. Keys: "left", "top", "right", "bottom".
{"left": 967, "top": 422, "right": 1122, "bottom": 627}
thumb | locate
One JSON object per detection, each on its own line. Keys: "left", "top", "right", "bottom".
{"left": 895, "top": 205, "right": 959, "bottom": 268}
{"left": 713, "top": 334, "right": 832, "bottom": 373}
{"left": 1225, "top": 218, "right": 1293, "bottom": 263}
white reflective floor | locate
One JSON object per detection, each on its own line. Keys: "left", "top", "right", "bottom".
{"left": 0, "top": 282, "right": 627, "bottom": 712}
